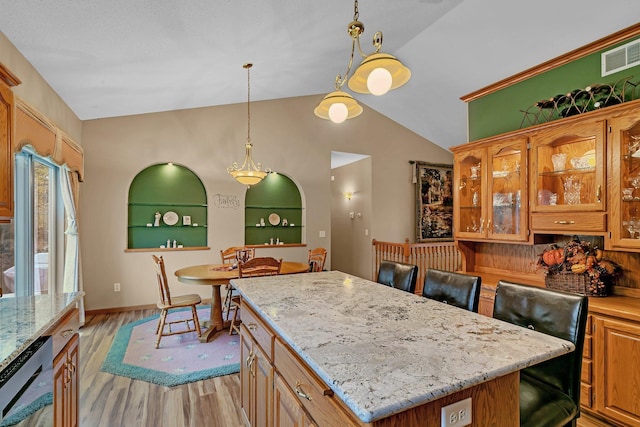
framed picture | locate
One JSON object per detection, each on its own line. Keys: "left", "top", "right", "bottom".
{"left": 415, "top": 161, "right": 453, "bottom": 242}
{"left": 182, "top": 215, "right": 191, "bottom": 226}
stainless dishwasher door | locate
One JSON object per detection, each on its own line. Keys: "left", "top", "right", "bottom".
{"left": 0, "top": 336, "right": 53, "bottom": 425}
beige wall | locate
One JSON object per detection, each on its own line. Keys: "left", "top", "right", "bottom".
{"left": 0, "top": 32, "right": 82, "bottom": 141}
{"left": 80, "top": 96, "right": 452, "bottom": 310}
{"left": 331, "top": 157, "right": 372, "bottom": 279}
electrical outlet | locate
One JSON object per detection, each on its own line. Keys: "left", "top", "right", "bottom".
{"left": 441, "top": 397, "right": 472, "bottom": 427}
{"left": 114, "top": 282, "right": 121, "bottom": 292}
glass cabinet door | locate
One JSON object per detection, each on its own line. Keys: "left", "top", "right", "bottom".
{"left": 530, "top": 119, "right": 606, "bottom": 213}
{"left": 454, "top": 149, "right": 487, "bottom": 239}
{"left": 487, "top": 137, "right": 528, "bottom": 241}
{"left": 610, "top": 114, "right": 640, "bottom": 250}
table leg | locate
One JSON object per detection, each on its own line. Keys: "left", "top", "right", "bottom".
{"left": 199, "top": 284, "right": 231, "bottom": 342}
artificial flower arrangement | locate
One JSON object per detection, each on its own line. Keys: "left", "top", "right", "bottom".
{"left": 537, "top": 236, "right": 620, "bottom": 296}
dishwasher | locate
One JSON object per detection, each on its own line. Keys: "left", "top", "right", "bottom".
{"left": 0, "top": 336, "right": 53, "bottom": 425}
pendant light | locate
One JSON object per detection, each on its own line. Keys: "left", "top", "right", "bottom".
{"left": 314, "top": 0, "right": 411, "bottom": 123}
{"left": 227, "top": 63, "right": 268, "bottom": 186}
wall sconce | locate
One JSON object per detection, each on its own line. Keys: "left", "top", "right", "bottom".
{"left": 344, "top": 192, "right": 353, "bottom": 200}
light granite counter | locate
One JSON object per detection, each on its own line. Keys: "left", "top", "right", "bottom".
{"left": 0, "top": 292, "right": 84, "bottom": 371}
{"left": 231, "top": 270, "right": 574, "bottom": 423}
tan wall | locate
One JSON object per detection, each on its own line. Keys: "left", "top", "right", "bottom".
{"left": 0, "top": 32, "right": 82, "bottom": 141}
{"left": 331, "top": 158, "right": 372, "bottom": 279}
{"left": 80, "top": 95, "right": 452, "bottom": 310}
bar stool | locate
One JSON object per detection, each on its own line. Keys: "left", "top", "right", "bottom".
{"left": 422, "top": 269, "right": 481, "bottom": 312}
{"left": 376, "top": 260, "right": 418, "bottom": 294}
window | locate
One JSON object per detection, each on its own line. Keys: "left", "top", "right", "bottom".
{"left": 5, "top": 149, "right": 64, "bottom": 296}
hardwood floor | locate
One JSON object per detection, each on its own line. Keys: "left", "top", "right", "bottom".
{"left": 79, "top": 309, "right": 244, "bottom": 427}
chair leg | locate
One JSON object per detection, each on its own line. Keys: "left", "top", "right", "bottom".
{"left": 156, "top": 309, "right": 168, "bottom": 349}
{"left": 229, "top": 303, "right": 240, "bottom": 335}
{"left": 191, "top": 305, "right": 202, "bottom": 337}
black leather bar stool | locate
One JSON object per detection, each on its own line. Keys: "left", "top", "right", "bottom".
{"left": 422, "top": 268, "right": 481, "bottom": 312}
{"left": 493, "top": 280, "right": 589, "bottom": 427}
{"left": 376, "top": 260, "right": 419, "bottom": 294}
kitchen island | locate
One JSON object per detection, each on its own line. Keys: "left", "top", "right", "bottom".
{"left": 230, "top": 271, "right": 574, "bottom": 426}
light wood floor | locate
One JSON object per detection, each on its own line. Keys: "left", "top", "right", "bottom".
{"left": 79, "top": 309, "right": 245, "bottom": 427}
{"left": 48, "top": 309, "right": 612, "bottom": 427}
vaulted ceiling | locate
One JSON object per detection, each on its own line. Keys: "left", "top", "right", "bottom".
{"left": 1, "top": 0, "right": 639, "bottom": 150}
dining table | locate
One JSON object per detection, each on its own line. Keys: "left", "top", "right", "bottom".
{"left": 174, "top": 261, "right": 310, "bottom": 342}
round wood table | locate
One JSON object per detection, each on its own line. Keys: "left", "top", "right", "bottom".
{"left": 174, "top": 261, "right": 310, "bottom": 342}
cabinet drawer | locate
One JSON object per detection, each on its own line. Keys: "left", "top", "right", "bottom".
{"left": 531, "top": 212, "right": 606, "bottom": 232}
{"left": 581, "top": 359, "right": 592, "bottom": 384}
{"left": 240, "top": 302, "right": 274, "bottom": 360}
{"left": 580, "top": 382, "right": 592, "bottom": 408}
{"left": 47, "top": 308, "right": 79, "bottom": 357}
{"left": 274, "top": 339, "right": 358, "bottom": 427}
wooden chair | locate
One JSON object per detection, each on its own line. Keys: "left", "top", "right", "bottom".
{"left": 229, "top": 257, "right": 282, "bottom": 335}
{"left": 220, "top": 246, "right": 255, "bottom": 321}
{"left": 151, "top": 255, "right": 202, "bottom": 349}
{"left": 376, "top": 260, "right": 419, "bottom": 294}
{"left": 493, "top": 280, "right": 589, "bottom": 427}
{"left": 308, "top": 247, "right": 327, "bottom": 272}
{"left": 422, "top": 268, "right": 481, "bottom": 312}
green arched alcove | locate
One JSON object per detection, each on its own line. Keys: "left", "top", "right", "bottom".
{"left": 245, "top": 173, "right": 303, "bottom": 245}
{"left": 127, "top": 163, "right": 208, "bottom": 250}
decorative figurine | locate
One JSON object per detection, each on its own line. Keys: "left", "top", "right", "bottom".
{"left": 154, "top": 212, "right": 161, "bottom": 227}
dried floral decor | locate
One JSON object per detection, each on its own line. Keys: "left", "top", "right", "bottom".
{"left": 538, "top": 236, "right": 620, "bottom": 296}
{"left": 520, "top": 76, "right": 638, "bottom": 128}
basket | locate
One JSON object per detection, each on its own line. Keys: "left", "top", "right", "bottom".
{"left": 544, "top": 271, "right": 612, "bottom": 297}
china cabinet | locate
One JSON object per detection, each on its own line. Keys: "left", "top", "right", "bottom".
{"left": 453, "top": 135, "right": 528, "bottom": 242}
{"left": 609, "top": 113, "right": 640, "bottom": 251}
{"left": 529, "top": 118, "right": 607, "bottom": 233}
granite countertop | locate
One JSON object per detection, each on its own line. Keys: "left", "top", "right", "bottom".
{"left": 0, "top": 292, "right": 84, "bottom": 371}
{"left": 231, "top": 271, "right": 574, "bottom": 423}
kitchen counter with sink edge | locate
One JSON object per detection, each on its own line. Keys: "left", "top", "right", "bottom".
{"left": 231, "top": 271, "right": 574, "bottom": 426}
{"left": 0, "top": 292, "right": 84, "bottom": 370}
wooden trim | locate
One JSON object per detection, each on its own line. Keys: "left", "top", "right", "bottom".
{"left": 0, "top": 63, "right": 21, "bottom": 87}
{"left": 85, "top": 299, "right": 212, "bottom": 315}
{"left": 461, "top": 23, "right": 640, "bottom": 102}
{"left": 124, "top": 246, "right": 210, "bottom": 253}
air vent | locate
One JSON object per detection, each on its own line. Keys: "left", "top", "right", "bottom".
{"left": 601, "top": 38, "right": 640, "bottom": 76}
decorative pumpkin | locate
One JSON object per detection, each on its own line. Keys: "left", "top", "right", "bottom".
{"left": 542, "top": 245, "right": 565, "bottom": 266}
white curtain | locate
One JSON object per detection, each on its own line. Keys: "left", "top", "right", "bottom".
{"left": 60, "top": 166, "right": 85, "bottom": 325}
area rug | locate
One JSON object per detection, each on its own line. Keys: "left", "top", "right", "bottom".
{"left": 101, "top": 307, "right": 240, "bottom": 387}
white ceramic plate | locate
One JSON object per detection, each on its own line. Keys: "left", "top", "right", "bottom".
{"left": 163, "top": 211, "right": 179, "bottom": 226}
{"left": 268, "top": 213, "right": 280, "bottom": 226}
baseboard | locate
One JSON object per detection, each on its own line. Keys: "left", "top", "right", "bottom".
{"left": 85, "top": 298, "right": 212, "bottom": 315}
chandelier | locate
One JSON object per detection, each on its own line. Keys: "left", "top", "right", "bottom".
{"left": 227, "top": 63, "right": 268, "bottom": 186}
{"left": 314, "top": 0, "right": 411, "bottom": 124}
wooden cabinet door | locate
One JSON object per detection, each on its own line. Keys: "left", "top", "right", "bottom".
{"left": 608, "top": 113, "right": 640, "bottom": 251}
{"left": 274, "top": 374, "right": 308, "bottom": 427}
{"left": 240, "top": 328, "right": 253, "bottom": 426}
{"left": 453, "top": 147, "right": 488, "bottom": 239}
{"left": 0, "top": 80, "right": 14, "bottom": 219}
{"left": 594, "top": 316, "right": 640, "bottom": 426}
{"left": 253, "top": 342, "right": 273, "bottom": 427}
{"left": 53, "top": 333, "right": 79, "bottom": 427}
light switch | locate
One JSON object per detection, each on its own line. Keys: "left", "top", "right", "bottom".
{"left": 319, "top": 230, "right": 326, "bottom": 238}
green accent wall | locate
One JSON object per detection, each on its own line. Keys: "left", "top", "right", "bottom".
{"left": 469, "top": 36, "right": 640, "bottom": 141}
{"left": 128, "top": 164, "right": 208, "bottom": 249}
{"left": 245, "top": 173, "right": 303, "bottom": 245}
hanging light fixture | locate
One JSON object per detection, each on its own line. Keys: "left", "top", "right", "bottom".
{"left": 228, "top": 63, "right": 268, "bottom": 186}
{"left": 314, "top": 0, "right": 411, "bottom": 123}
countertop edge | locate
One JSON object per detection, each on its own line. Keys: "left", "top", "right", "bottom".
{"left": 0, "top": 292, "right": 84, "bottom": 371}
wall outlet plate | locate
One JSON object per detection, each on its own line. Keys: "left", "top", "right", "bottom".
{"left": 441, "top": 397, "right": 472, "bottom": 427}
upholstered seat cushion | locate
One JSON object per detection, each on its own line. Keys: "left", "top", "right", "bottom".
{"left": 520, "top": 373, "right": 578, "bottom": 427}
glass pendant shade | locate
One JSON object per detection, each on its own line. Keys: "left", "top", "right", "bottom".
{"left": 348, "top": 52, "right": 411, "bottom": 94}
{"left": 314, "top": 90, "right": 363, "bottom": 123}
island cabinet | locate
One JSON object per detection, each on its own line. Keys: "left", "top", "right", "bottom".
{"left": 452, "top": 134, "right": 528, "bottom": 242}
{"left": 48, "top": 307, "right": 80, "bottom": 427}
{"left": 239, "top": 303, "right": 274, "bottom": 427}
{"left": 578, "top": 297, "right": 640, "bottom": 427}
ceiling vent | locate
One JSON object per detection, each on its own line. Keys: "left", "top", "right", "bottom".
{"left": 601, "top": 38, "right": 640, "bottom": 76}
